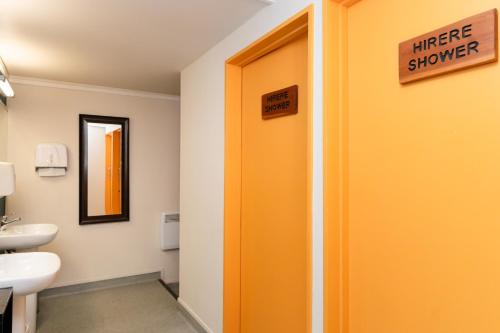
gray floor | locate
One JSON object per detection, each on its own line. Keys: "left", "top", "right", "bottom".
{"left": 37, "top": 281, "right": 197, "bottom": 333}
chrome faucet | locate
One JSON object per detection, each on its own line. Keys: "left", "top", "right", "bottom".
{"left": 0, "top": 216, "right": 21, "bottom": 231}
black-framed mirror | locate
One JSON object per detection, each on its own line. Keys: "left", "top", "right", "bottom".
{"left": 79, "top": 114, "right": 129, "bottom": 225}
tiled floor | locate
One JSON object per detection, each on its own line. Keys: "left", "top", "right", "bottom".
{"left": 37, "top": 281, "right": 197, "bottom": 333}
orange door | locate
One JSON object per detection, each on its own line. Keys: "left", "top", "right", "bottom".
{"left": 325, "top": 1, "right": 500, "bottom": 332}
{"left": 111, "top": 129, "right": 121, "bottom": 214}
{"left": 104, "top": 130, "right": 121, "bottom": 215}
{"left": 240, "top": 32, "right": 308, "bottom": 333}
{"left": 105, "top": 133, "right": 112, "bottom": 214}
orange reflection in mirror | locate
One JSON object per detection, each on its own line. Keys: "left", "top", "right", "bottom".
{"left": 105, "top": 129, "right": 121, "bottom": 215}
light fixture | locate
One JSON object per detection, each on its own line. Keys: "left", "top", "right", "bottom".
{"left": 0, "top": 57, "right": 14, "bottom": 98}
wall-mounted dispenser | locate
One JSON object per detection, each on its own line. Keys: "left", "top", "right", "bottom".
{"left": 35, "top": 144, "right": 68, "bottom": 177}
{"left": 0, "top": 162, "right": 15, "bottom": 197}
{"left": 0, "top": 162, "right": 15, "bottom": 217}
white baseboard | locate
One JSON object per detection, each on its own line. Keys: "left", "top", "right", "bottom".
{"left": 177, "top": 297, "right": 214, "bottom": 333}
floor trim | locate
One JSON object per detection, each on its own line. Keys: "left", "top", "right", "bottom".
{"left": 39, "top": 272, "right": 162, "bottom": 299}
{"left": 177, "top": 297, "right": 212, "bottom": 333}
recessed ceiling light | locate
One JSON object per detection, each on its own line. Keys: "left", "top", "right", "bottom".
{"left": 258, "top": 0, "right": 275, "bottom": 4}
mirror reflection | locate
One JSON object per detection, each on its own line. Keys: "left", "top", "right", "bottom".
{"left": 80, "top": 114, "right": 129, "bottom": 225}
{"left": 87, "top": 123, "right": 122, "bottom": 216}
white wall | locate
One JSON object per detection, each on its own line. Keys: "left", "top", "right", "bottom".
{"left": 7, "top": 80, "right": 181, "bottom": 286}
{"left": 179, "top": 1, "right": 324, "bottom": 332}
{"left": 87, "top": 125, "right": 106, "bottom": 216}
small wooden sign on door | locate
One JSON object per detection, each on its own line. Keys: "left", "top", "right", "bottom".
{"left": 262, "top": 85, "right": 298, "bottom": 119}
{"left": 399, "top": 9, "right": 498, "bottom": 84}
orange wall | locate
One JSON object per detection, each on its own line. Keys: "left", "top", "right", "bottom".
{"left": 347, "top": 0, "right": 500, "bottom": 332}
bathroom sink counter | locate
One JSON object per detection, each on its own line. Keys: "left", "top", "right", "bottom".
{"left": 0, "top": 224, "right": 58, "bottom": 250}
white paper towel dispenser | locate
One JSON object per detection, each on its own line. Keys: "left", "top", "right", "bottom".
{"left": 35, "top": 143, "right": 68, "bottom": 177}
{"left": 161, "top": 213, "right": 179, "bottom": 250}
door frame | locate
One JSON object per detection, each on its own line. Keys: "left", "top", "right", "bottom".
{"left": 224, "top": 6, "right": 314, "bottom": 333}
{"left": 323, "top": 1, "right": 362, "bottom": 333}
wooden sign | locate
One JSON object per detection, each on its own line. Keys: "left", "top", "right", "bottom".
{"left": 399, "top": 9, "right": 498, "bottom": 84}
{"left": 262, "top": 85, "right": 298, "bottom": 119}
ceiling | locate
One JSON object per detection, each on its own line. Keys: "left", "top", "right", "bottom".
{"left": 0, "top": 0, "right": 269, "bottom": 95}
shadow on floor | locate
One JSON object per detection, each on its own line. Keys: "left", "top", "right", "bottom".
{"left": 161, "top": 281, "right": 179, "bottom": 299}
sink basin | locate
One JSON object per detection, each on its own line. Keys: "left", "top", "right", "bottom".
{"left": 0, "top": 224, "right": 58, "bottom": 250}
{"left": 0, "top": 252, "right": 60, "bottom": 333}
{"left": 0, "top": 252, "right": 61, "bottom": 295}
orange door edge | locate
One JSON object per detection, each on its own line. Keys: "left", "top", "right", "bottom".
{"left": 224, "top": 5, "right": 314, "bottom": 333}
{"left": 323, "top": 1, "right": 363, "bottom": 333}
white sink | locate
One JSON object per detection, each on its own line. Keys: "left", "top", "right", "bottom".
{"left": 0, "top": 252, "right": 60, "bottom": 333}
{"left": 0, "top": 224, "right": 58, "bottom": 250}
{"left": 0, "top": 252, "right": 60, "bottom": 296}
